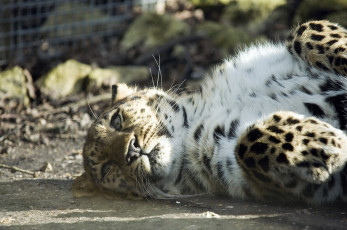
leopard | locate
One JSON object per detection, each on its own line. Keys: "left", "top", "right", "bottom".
{"left": 73, "top": 20, "right": 347, "bottom": 204}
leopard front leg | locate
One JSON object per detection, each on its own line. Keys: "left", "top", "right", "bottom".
{"left": 235, "top": 111, "right": 347, "bottom": 204}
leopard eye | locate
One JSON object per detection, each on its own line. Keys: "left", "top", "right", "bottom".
{"left": 110, "top": 113, "right": 122, "bottom": 130}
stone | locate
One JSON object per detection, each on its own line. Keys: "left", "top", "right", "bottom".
{"left": 120, "top": 13, "right": 190, "bottom": 51}
{"left": 0, "top": 66, "right": 30, "bottom": 107}
{"left": 87, "top": 66, "right": 150, "bottom": 89}
{"left": 36, "top": 59, "right": 92, "bottom": 99}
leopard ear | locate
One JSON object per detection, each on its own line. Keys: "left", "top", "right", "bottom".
{"left": 111, "top": 83, "right": 136, "bottom": 104}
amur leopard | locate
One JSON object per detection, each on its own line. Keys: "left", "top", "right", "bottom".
{"left": 73, "top": 20, "right": 347, "bottom": 204}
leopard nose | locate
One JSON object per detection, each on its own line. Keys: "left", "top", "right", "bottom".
{"left": 126, "top": 138, "right": 141, "bottom": 164}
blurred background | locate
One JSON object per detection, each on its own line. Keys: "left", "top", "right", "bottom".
{"left": 0, "top": 0, "right": 346, "bottom": 179}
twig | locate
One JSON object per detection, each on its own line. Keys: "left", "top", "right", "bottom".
{"left": 0, "top": 163, "right": 36, "bottom": 177}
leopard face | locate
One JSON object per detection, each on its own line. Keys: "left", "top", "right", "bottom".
{"left": 80, "top": 84, "right": 176, "bottom": 197}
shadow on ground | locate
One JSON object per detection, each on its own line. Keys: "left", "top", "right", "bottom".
{"left": 1, "top": 179, "right": 346, "bottom": 230}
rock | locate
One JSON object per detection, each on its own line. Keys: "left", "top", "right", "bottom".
{"left": 40, "top": 162, "right": 53, "bottom": 172}
{"left": 221, "top": 0, "right": 286, "bottom": 26}
{"left": 196, "top": 21, "right": 253, "bottom": 57}
{"left": 36, "top": 59, "right": 92, "bottom": 99}
{"left": 120, "top": 13, "right": 190, "bottom": 51}
{"left": 87, "top": 66, "right": 150, "bottom": 89}
{"left": 294, "top": 0, "right": 347, "bottom": 24}
{"left": 0, "top": 66, "right": 30, "bottom": 107}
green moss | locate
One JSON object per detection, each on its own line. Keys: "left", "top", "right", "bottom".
{"left": 36, "top": 59, "right": 92, "bottom": 99}
{"left": 0, "top": 66, "right": 29, "bottom": 106}
{"left": 120, "top": 13, "right": 190, "bottom": 51}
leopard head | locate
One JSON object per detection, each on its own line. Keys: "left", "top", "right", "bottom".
{"left": 73, "top": 84, "right": 179, "bottom": 198}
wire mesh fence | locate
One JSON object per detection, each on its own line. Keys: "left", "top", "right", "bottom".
{"left": 0, "top": 0, "right": 163, "bottom": 67}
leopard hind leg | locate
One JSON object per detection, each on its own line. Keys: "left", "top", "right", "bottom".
{"left": 235, "top": 111, "right": 347, "bottom": 204}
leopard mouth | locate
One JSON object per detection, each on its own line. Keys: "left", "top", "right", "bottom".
{"left": 126, "top": 135, "right": 147, "bottom": 165}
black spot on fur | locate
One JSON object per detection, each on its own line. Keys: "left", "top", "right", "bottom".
{"left": 302, "top": 139, "right": 310, "bottom": 145}
{"left": 304, "top": 103, "right": 326, "bottom": 118}
{"left": 296, "top": 126, "right": 303, "bottom": 132}
{"left": 237, "top": 144, "right": 248, "bottom": 159}
{"left": 301, "top": 151, "right": 309, "bottom": 156}
{"left": 307, "top": 119, "right": 318, "bottom": 124}
{"left": 310, "top": 148, "right": 318, "bottom": 157}
{"left": 268, "top": 136, "right": 281, "bottom": 144}
{"left": 325, "top": 94, "right": 347, "bottom": 129}
{"left": 182, "top": 107, "right": 189, "bottom": 128}
{"left": 306, "top": 42, "right": 314, "bottom": 50}
{"left": 311, "top": 34, "right": 325, "bottom": 41}
{"left": 314, "top": 44, "right": 325, "bottom": 55}
{"left": 247, "top": 128, "right": 263, "bottom": 142}
{"left": 214, "top": 126, "right": 225, "bottom": 144}
{"left": 167, "top": 99, "right": 180, "bottom": 112}
{"left": 335, "top": 57, "right": 342, "bottom": 66}
{"left": 276, "top": 153, "right": 289, "bottom": 164}
{"left": 267, "top": 126, "right": 284, "bottom": 134}
{"left": 245, "top": 157, "right": 256, "bottom": 168}
{"left": 316, "top": 61, "right": 329, "bottom": 70}
{"left": 273, "top": 114, "right": 281, "bottom": 122}
{"left": 294, "top": 41, "right": 302, "bottom": 55}
{"left": 228, "top": 120, "right": 239, "bottom": 139}
{"left": 320, "top": 79, "right": 344, "bottom": 92}
{"left": 309, "top": 22, "right": 323, "bottom": 32}
{"left": 287, "top": 117, "right": 300, "bottom": 125}
{"left": 298, "top": 161, "right": 310, "bottom": 168}
{"left": 258, "top": 156, "right": 269, "bottom": 172}
{"left": 331, "top": 33, "right": 341, "bottom": 38}
{"left": 250, "top": 142, "right": 268, "bottom": 155}
{"left": 328, "top": 25, "right": 338, "bottom": 30}
{"left": 194, "top": 124, "right": 203, "bottom": 141}
{"left": 313, "top": 162, "right": 325, "bottom": 168}
{"left": 297, "top": 25, "right": 307, "bottom": 35}
{"left": 282, "top": 143, "right": 294, "bottom": 151}
{"left": 320, "top": 150, "right": 330, "bottom": 160}
{"left": 319, "top": 137, "right": 328, "bottom": 144}
{"left": 327, "top": 39, "right": 338, "bottom": 45}
{"left": 285, "top": 133, "right": 294, "bottom": 142}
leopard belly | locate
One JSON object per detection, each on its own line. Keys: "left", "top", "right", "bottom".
{"left": 171, "top": 43, "right": 347, "bottom": 202}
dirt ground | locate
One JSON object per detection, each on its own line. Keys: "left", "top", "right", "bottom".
{"left": 1, "top": 137, "right": 347, "bottom": 230}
